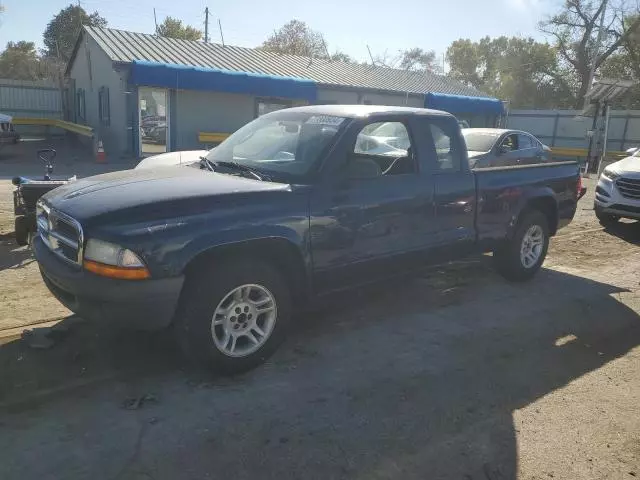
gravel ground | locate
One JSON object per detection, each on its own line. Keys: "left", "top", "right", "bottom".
{"left": 0, "top": 155, "right": 639, "bottom": 480}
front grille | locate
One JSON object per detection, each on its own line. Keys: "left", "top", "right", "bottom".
{"left": 615, "top": 177, "right": 640, "bottom": 200}
{"left": 37, "top": 202, "right": 83, "bottom": 265}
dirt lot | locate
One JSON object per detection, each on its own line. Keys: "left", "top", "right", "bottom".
{"left": 0, "top": 151, "right": 639, "bottom": 480}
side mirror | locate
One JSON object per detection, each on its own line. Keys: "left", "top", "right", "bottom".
{"left": 498, "top": 145, "right": 509, "bottom": 155}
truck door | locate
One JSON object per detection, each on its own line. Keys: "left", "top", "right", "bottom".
{"left": 309, "top": 117, "right": 437, "bottom": 292}
{"left": 423, "top": 117, "right": 476, "bottom": 255}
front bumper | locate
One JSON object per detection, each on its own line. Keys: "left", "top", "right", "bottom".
{"left": 34, "top": 236, "right": 184, "bottom": 330}
{"left": 594, "top": 175, "right": 640, "bottom": 219}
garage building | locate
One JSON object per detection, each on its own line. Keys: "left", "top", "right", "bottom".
{"left": 66, "top": 26, "right": 503, "bottom": 158}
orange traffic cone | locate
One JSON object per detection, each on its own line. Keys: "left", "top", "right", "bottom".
{"left": 96, "top": 140, "right": 107, "bottom": 163}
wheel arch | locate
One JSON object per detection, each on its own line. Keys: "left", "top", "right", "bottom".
{"left": 523, "top": 195, "right": 558, "bottom": 235}
{"left": 509, "top": 190, "right": 558, "bottom": 238}
{"left": 182, "top": 237, "right": 311, "bottom": 304}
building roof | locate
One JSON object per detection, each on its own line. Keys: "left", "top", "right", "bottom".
{"left": 78, "top": 26, "right": 486, "bottom": 98}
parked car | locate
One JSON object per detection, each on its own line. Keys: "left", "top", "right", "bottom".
{"left": 33, "top": 105, "right": 580, "bottom": 374}
{"left": 0, "top": 113, "right": 20, "bottom": 145}
{"left": 594, "top": 148, "right": 640, "bottom": 225}
{"left": 463, "top": 128, "right": 552, "bottom": 168}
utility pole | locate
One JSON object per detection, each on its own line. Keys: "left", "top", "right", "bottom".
{"left": 583, "top": 0, "right": 608, "bottom": 110}
{"left": 583, "top": 0, "right": 608, "bottom": 174}
{"left": 204, "top": 7, "right": 209, "bottom": 43}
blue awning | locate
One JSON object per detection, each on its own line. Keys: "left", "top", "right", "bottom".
{"left": 131, "top": 60, "right": 317, "bottom": 102}
{"left": 424, "top": 93, "right": 504, "bottom": 115}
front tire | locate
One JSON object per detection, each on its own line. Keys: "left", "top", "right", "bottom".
{"left": 493, "top": 210, "right": 549, "bottom": 282}
{"left": 175, "top": 259, "right": 292, "bottom": 375}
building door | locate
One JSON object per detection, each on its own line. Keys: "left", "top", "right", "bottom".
{"left": 139, "top": 87, "right": 169, "bottom": 156}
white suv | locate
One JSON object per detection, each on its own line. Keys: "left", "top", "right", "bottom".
{"left": 594, "top": 149, "right": 640, "bottom": 225}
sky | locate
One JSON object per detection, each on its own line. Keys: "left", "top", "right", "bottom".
{"left": 0, "top": 0, "right": 556, "bottom": 64}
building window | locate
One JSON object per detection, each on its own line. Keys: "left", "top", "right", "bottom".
{"left": 98, "top": 86, "right": 110, "bottom": 126}
{"left": 255, "top": 98, "right": 292, "bottom": 117}
{"left": 76, "top": 88, "right": 86, "bottom": 123}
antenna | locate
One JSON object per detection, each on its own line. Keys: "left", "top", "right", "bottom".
{"left": 367, "top": 45, "right": 376, "bottom": 66}
{"left": 204, "top": 7, "right": 209, "bottom": 43}
{"left": 218, "top": 19, "right": 225, "bottom": 47}
{"left": 153, "top": 8, "right": 158, "bottom": 34}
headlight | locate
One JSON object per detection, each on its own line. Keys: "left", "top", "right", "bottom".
{"left": 602, "top": 168, "right": 620, "bottom": 180}
{"left": 84, "top": 239, "right": 149, "bottom": 280}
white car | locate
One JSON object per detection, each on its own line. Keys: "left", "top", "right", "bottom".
{"left": 594, "top": 149, "right": 640, "bottom": 225}
{"left": 135, "top": 149, "right": 207, "bottom": 169}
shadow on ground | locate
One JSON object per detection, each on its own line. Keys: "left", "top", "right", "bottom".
{"left": 0, "top": 262, "right": 639, "bottom": 479}
{"left": 0, "top": 234, "right": 33, "bottom": 271}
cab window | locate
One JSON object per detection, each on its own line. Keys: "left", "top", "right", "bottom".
{"left": 429, "top": 120, "right": 463, "bottom": 173}
{"left": 350, "top": 121, "right": 416, "bottom": 177}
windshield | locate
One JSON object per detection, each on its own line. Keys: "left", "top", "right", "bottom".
{"left": 462, "top": 130, "right": 500, "bottom": 152}
{"left": 205, "top": 111, "right": 347, "bottom": 180}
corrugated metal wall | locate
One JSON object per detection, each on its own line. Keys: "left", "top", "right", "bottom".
{"left": 0, "top": 78, "right": 63, "bottom": 119}
{"left": 507, "top": 109, "right": 640, "bottom": 152}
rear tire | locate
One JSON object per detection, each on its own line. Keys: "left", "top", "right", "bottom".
{"left": 174, "top": 259, "right": 292, "bottom": 375}
{"left": 493, "top": 210, "right": 549, "bottom": 282}
{"left": 594, "top": 207, "right": 619, "bottom": 227}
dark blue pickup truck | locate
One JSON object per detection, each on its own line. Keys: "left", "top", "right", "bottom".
{"left": 34, "top": 105, "right": 580, "bottom": 374}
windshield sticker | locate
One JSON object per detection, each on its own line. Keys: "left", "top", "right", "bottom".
{"left": 305, "top": 115, "right": 345, "bottom": 126}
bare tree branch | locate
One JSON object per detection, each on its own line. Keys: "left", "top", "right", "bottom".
{"left": 596, "top": 15, "right": 640, "bottom": 67}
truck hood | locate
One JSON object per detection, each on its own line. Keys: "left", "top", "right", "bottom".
{"left": 135, "top": 150, "right": 207, "bottom": 169}
{"left": 42, "top": 165, "right": 290, "bottom": 222}
{"left": 606, "top": 155, "right": 640, "bottom": 176}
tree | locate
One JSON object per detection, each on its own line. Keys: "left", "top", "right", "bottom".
{"left": 43, "top": 4, "right": 107, "bottom": 63}
{"left": 260, "top": 20, "right": 327, "bottom": 58}
{"left": 447, "top": 36, "right": 572, "bottom": 108}
{"left": 398, "top": 48, "right": 440, "bottom": 73}
{"left": 372, "top": 47, "right": 441, "bottom": 73}
{"left": 0, "top": 41, "right": 42, "bottom": 80}
{"left": 330, "top": 51, "right": 354, "bottom": 63}
{"left": 156, "top": 17, "right": 202, "bottom": 41}
{"left": 539, "top": 0, "right": 640, "bottom": 108}
{"left": 599, "top": 14, "right": 640, "bottom": 108}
